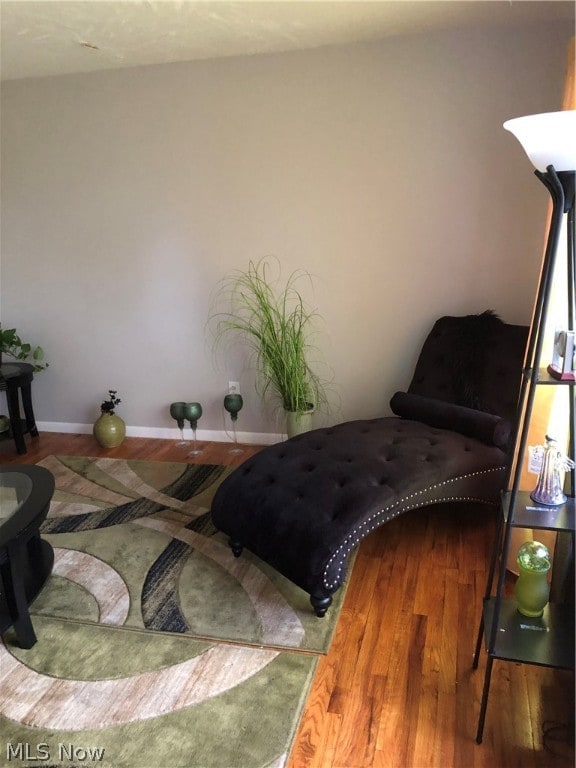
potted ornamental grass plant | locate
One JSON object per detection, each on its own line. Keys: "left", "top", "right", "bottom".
{"left": 211, "top": 258, "right": 330, "bottom": 437}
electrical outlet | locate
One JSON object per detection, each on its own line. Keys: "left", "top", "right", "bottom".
{"left": 228, "top": 381, "right": 240, "bottom": 394}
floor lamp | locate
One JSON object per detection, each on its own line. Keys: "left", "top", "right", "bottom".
{"left": 474, "top": 109, "right": 576, "bottom": 746}
{"left": 503, "top": 110, "right": 576, "bottom": 603}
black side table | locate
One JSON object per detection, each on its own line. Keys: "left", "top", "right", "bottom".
{"left": 0, "top": 464, "right": 55, "bottom": 648}
{"left": 0, "top": 362, "right": 39, "bottom": 455}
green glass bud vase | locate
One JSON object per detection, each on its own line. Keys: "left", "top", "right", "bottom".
{"left": 93, "top": 411, "right": 126, "bottom": 449}
{"left": 514, "top": 541, "right": 551, "bottom": 618}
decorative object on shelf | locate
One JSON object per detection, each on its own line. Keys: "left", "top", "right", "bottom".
{"left": 514, "top": 541, "right": 551, "bottom": 617}
{"left": 93, "top": 390, "right": 125, "bottom": 449}
{"left": 530, "top": 434, "right": 575, "bottom": 506}
{"left": 169, "top": 402, "right": 189, "bottom": 445}
{"left": 224, "top": 393, "right": 243, "bottom": 454}
{"left": 473, "top": 107, "right": 576, "bottom": 744}
{"left": 0, "top": 325, "right": 48, "bottom": 371}
{"left": 183, "top": 402, "right": 203, "bottom": 456}
{"left": 548, "top": 328, "right": 575, "bottom": 380}
{"left": 210, "top": 257, "right": 330, "bottom": 437}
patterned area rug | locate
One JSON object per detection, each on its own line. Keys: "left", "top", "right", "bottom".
{"left": 0, "top": 456, "right": 355, "bottom": 768}
{"left": 0, "top": 618, "right": 316, "bottom": 768}
{"left": 30, "top": 455, "right": 353, "bottom": 652}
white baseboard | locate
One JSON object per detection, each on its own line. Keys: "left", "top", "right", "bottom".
{"left": 36, "top": 421, "right": 284, "bottom": 446}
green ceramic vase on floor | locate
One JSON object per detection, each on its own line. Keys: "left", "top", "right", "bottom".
{"left": 93, "top": 412, "right": 126, "bottom": 448}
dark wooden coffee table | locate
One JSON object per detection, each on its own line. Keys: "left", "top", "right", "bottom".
{"left": 0, "top": 465, "right": 55, "bottom": 648}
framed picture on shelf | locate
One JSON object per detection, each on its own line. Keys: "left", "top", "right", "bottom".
{"left": 548, "top": 329, "right": 575, "bottom": 381}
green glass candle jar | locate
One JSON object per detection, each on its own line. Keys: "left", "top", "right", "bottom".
{"left": 514, "top": 541, "right": 551, "bottom": 618}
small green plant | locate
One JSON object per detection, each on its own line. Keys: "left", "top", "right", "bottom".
{"left": 211, "top": 258, "right": 329, "bottom": 414}
{"left": 0, "top": 325, "right": 48, "bottom": 371}
{"left": 100, "top": 390, "right": 121, "bottom": 414}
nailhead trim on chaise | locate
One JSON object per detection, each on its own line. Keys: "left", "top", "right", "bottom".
{"left": 211, "top": 313, "right": 528, "bottom": 616}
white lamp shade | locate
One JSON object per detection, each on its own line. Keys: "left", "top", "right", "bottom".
{"left": 503, "top": 110, "right": 576, "bottom": 173}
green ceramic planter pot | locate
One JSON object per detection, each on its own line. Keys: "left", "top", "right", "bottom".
{"left": 93, "top": 412, "right": 126, "bottom": 449}
{"left": 514, "top": 541, "right": 551, "bottom": 618}
{"left": 285, "top": 406, "right": 315, "bottom": 439}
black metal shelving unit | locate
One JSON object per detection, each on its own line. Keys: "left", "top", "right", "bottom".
{"left": 473, "top": 164, "right": 575, "bottom": 744}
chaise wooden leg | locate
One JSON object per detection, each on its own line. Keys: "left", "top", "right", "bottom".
{"left": 310, "top": 593, "right": 332, "bottom": 618}
{"left": 229, "top": 539, "right": 243, "bottom": 557}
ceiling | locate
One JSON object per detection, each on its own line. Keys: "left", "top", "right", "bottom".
{"left": 1, "top": 0, "right": 574, "bottom": 82}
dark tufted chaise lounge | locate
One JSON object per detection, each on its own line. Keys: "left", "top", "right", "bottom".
{"left": 211, "top": 313, "right": 528, "bottom": 616}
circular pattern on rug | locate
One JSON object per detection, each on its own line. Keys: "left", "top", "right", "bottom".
{"left": 136, "top": 517, "right": 305, "bottom": 647}
{"left": 0, "top": 640, "right": 279, "bottom": 730}
{"left": 52, "top": 548, "right": 130, "bottom": 624}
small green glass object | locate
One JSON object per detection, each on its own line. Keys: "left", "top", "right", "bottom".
{"left": 170, "top": 402, "right": 188, "bottom": 445}
{"left": 514, "top": 541, "right": 551, "bottom": 617}
{"left": 223, "top": 394, "right": 243, "bottom": 421}
{"left": 224, "top": 394, "right": 243, "bottom": 453}
{"left": 183, "top": 402, "right": 203, "bottom": 456}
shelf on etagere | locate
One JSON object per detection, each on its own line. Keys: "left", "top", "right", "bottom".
{"left": 482, "top": 598, "right": 575, "bottom": 669}
{"left": 501, "top": 491, "right": 575, "bottom": 531}
{"left": 474, "top": 105, "right": 576, "bottom": 745}
{"left": 522, "top": 366, "right": 576, "bottom": 385}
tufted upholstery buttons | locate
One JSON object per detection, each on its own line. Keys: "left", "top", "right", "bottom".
{"left": 211, "top": 313, "right": 528, "bottom": 616}
{"left": 211, "top": 416, "right": 511, "bottom": 614}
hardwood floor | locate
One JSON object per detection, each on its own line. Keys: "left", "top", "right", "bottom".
{"left": 1, "top": 432, "right": 573, "bottom": 768}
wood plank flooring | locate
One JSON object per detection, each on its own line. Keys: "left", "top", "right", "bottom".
{"left": 1, "top": 432, "right": 573, "bottom": 768}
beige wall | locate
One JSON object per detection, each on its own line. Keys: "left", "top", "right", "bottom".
{"left": 0, "top": 21, "right": 571, "bottom": 440}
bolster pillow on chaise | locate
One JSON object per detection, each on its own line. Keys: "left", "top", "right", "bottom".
{"left": 389, "top": 391, "right": 511, "bottom": 449}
